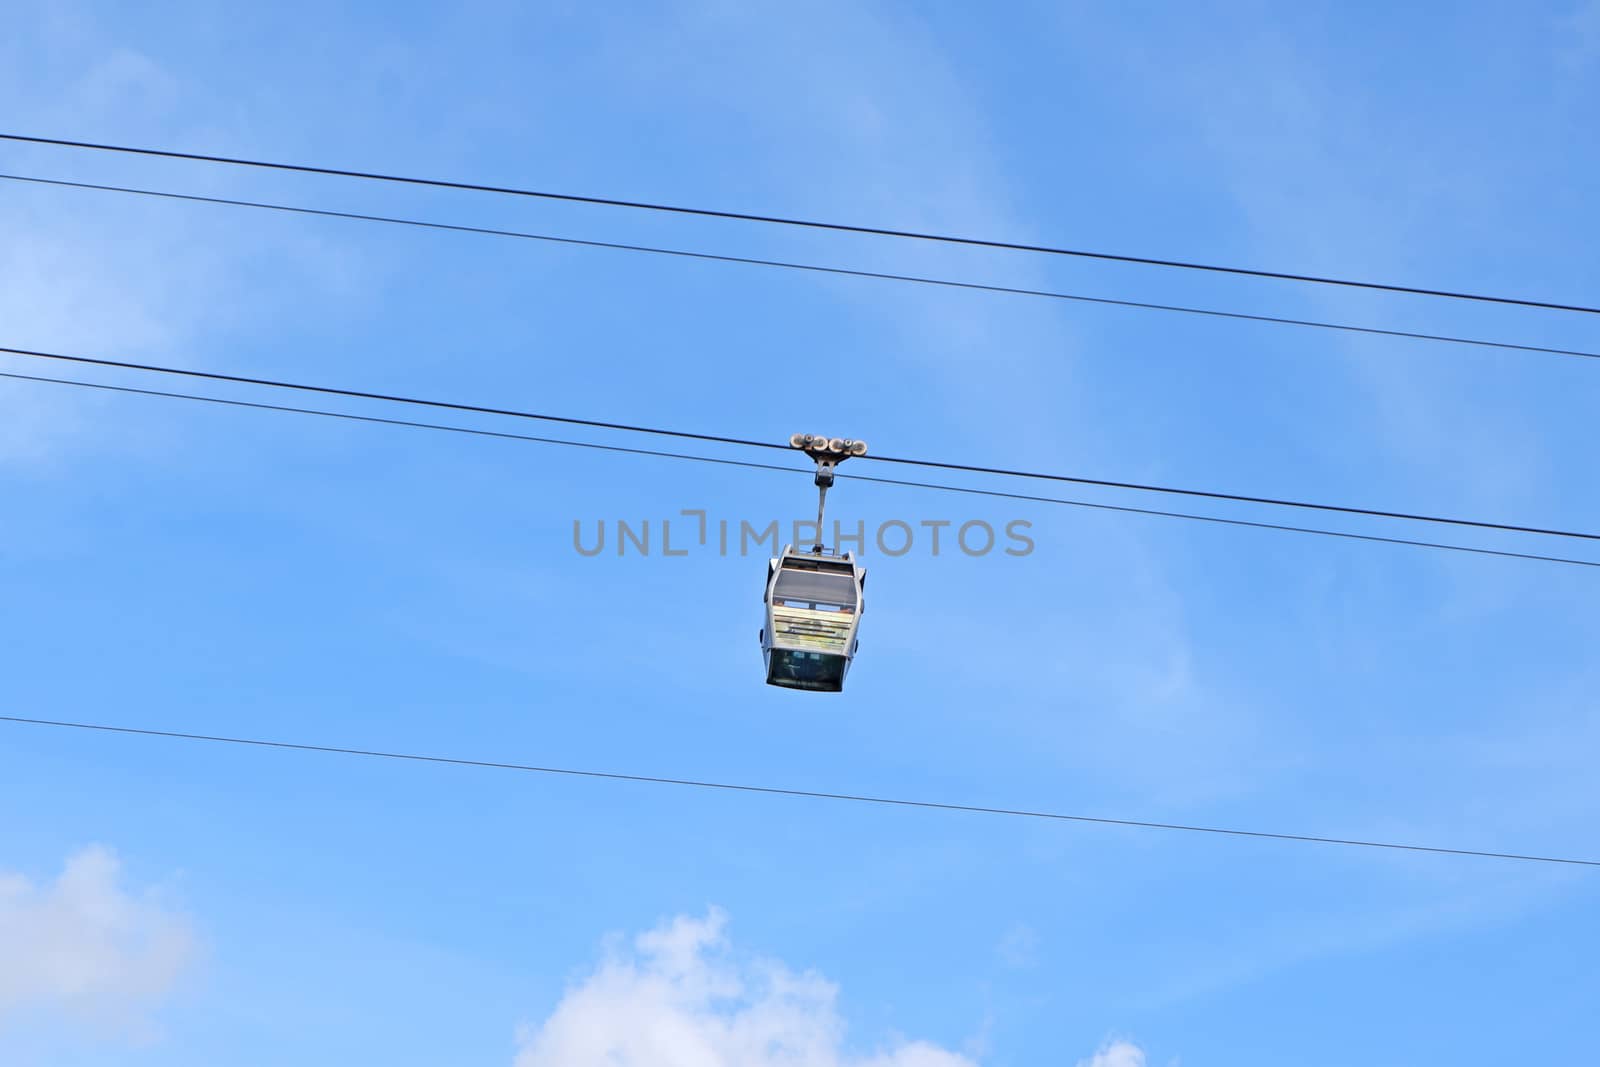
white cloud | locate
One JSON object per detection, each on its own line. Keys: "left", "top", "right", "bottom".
{"left": 1077, "top": 1041, "right": 1146, "bottom": 1067}
{"left": 513, "top": 908, "right": 977, "bottom": 1067}
{"left": 0, "top": 845, "right": 195, "bottom": 1035}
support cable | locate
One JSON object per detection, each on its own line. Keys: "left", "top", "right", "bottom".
{"left": 2, "top": 715, "right": 1594, "bottom": 868}
{"left": 4, "top": 172, "right": 1596, "bottom": 364}
{"left": 4, "top": 132, "right": 1596, "bottom": 315}
{"left": 5, "top": 344, "right": 1597, "bottom": 545}
{"left": 4, "top": 367, "right": 1595, "bottom": 570}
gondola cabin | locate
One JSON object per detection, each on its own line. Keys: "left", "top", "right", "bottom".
{"left": 760, "top": 546, "right": 866, "bottom": 692}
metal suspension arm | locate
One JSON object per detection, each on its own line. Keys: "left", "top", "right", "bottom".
{"left": 814, "top": 482, "right": 830, "bottom": 553}
{"left": 789, "top": 433, "right": 867, "bottom": 554}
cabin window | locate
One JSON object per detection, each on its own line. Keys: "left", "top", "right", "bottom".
{"left": 772, "top": 569, "right": 857, "bottom": 610}
{"left": 768, "top": 649, "right": 847, "bottom": 691}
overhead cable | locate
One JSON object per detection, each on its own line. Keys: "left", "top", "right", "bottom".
{"left": 5, "top": 344, "right": 1598, "bottom": 546}
{"left": 4, "top": 172, "right": 1596, "bottom": 364}
{"left": 4, "top": 368, "right": 1596, "bottom": 570}
{"left": 0, "top": 346, "right": 783, "bottom": 454}
{"left": 2, "top": 715, "right": 1594, "bottom": 868}
{"left": 3, "top": 131, "right": 1596, "bottom": 316}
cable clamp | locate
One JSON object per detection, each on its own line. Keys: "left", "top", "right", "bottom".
{"left": 789, "top": 433, "right": 867, "bottom": 487}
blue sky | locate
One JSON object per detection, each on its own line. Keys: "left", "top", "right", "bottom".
{"left": 2, "top": 2, "right": 1598, "bottom": 1064}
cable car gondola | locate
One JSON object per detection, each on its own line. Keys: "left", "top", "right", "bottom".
{"left": 759, "top": 434, "right": 868, "bottom": 692}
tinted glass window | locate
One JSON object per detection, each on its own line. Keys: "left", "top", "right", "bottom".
{"left": 772, "top": 569, "right": 857, "bottom": 608}
{"left": 767, "top": 649, "right": 847, "bottom": 691}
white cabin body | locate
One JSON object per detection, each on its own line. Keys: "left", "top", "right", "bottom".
{"left": 759, "top": 546, "right": 865, "bottom": 692}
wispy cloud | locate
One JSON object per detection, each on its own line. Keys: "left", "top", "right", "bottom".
{"left": 0, "top": 15, "right": 378, "bottom": 467}
{"left": 1129, "top": 857, "right": 1577, "bottom": 1017}
{"left": 609, "top": 2, "right": 1094, "bottom": 460}
{"left": 995, "top": 922, "right": 1038, "bottom": 970}
{"left": 1560, "top": 0, "right": 1600, "bottom": 65}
